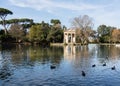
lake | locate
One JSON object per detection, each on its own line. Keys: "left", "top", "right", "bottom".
{"left": 0, "top": 44, "right": 120, "bottom": 86}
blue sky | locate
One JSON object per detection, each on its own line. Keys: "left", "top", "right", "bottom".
{"left": 0, "top": 0, "right": 120, "bottom": 29}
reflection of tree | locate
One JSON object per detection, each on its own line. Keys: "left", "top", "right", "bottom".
{"left": 29, "top": 46, "right": 63, "bottom": 65}
{"left": 0, "top": 63, "right": 12, "bottom": 80}
{"left": 97, "top": 45, "right": 120, "bottom": 61}
{"left": 76, "top": 45, "right": 90, "bottom": 65}
{"left": 0, "top": 56, "right": 13, "bottom": 80}
{"left": 97, "top": 45, "right": 109, "bottom": 59}
{"left": 109, "top": 46, "right": 120, "bottom": 59}
{"left": 1, "top": 44, "right": 33, "bottom": 67}
{"left": 1, "top": 44, "right": 64, "bottom": 68}
{"left": 10, "top": 45, "right": 31, "bottom": 66}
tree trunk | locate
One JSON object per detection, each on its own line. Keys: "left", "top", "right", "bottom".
{"left": 1, "top": 16, "right": 8, "bottom": 35}
{"left": 3, "top": 19, "right": 8, "bottom": 35}
{"left": 4, "top": 28, "right": 8, "bottom": 35}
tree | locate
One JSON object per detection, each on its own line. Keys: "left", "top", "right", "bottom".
{"left": 9, "top": 24, "right": 25, "bottom": 42}
{"left": 50, "top": 19, "right": 61, "bottom": 28}
{"left": 0, "top": 29, "right": 5, "bottom": 40}
{"left": 47, "top": 27, "right": 63, "bottom": 43}
{"left": 47, "top": 19, "right": 63, "bottom": 43}
{"left": 0, "top": 20, "right": 12, "bottom": 29}
{"left": 97, "top": 25, "right": 116, "bottom": 43}
{"left": 29, "top": 20, "right": 63, "bottom": 44}
{"left": 71, "top": 15, "right": 94, "bottom": 44}
{"left": 18, "top": 18, "right": 33, "bottom": 28}
{"left": 0, "top": 8, "right": 13, "bottom": 34}
{"left": 17, "top": 18, "right": 33, "bottom": 35}
{"left": 0, "top": 18, "right": 33, "bottom": 36}
{"left": 97, "top": 25, "right": 107, "bottom": 36}
{"left": 29, "top": 25, "right": 38, "bottom": 42}
{"left": 51, "top": 19, "right": 61, "bottom": 25}
{"left": 111, "top": 29, "right": 120, "bottom": 43}
{"left": 29, "top": 21, "right": 50, "bottom": 43}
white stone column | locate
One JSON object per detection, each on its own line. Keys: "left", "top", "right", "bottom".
{"left": 71, "top": 33, "right": 73, "bottom": 43}
{"left": 64, "top": 33, "right": 68, "bottom": 43}
{"left": 75, "top": 34, "right": 76, "bottom": 43}
{"left": 73, "top": 33, "right": 76, "bottom": 43}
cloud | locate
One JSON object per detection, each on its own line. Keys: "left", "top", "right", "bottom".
{"left": 9, "top": 0, "right": 102, "bottom": 12}
{"left": 8, "top": 0, "right": 120, "bottom": 28}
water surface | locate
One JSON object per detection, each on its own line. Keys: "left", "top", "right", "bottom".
{"left": 0, "top": 44, "right": 120, "bottom": 86}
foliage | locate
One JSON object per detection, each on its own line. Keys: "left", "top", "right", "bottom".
{"left": 51, "top": 19, "right": 61, "bottom": 25}
{"left": 0, "top": 8, "right": 13, "bottom": 18}
{"left": 50, "top": 19, "right": 61, "bottom": 28}
{"left": 0, "top": 8, "right": 13, "bottom": 34}
{"left": 111, "top": 29, "right": 120, "bottom": 43}
{"left": 29, "top": 20, "right": 63, "bottom": 44}
{"left": 97, "top": 25, "right": 115, "bottom": 36}
{"left": 29, "top": 22, "right": 50, "bottom": 43}
{"left": 0, "top": 18, "right": 33, "bottom": 34}
{"left": 0, "top": 30, "right": 5, "bottom": 40}
{"left": 97, "top": 25, "right": 116, "bottom": 43}
{"left": 47, "top": 19, "right": 63, "bottom": 43}
{"left": 47, "top": 27, "right": 63, "bottom": 43}
{"left": 0, "top": 30, "right": 14, "bottom": 42}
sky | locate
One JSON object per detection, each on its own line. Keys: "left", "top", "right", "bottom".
{"left": 0, "top": 0, "right": 120, "bottom": 29}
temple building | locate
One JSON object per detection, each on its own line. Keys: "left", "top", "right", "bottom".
{"left": 64, "top": 29, "right": 76, "bottom": 44}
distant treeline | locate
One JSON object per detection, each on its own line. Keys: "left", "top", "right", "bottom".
{"left": 0, "top": 7, "right": 120, "bottom": 45}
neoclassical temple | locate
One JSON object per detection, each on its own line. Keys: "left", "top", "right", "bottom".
{"left": 64, "top": 29, "right": 76, "bottom": 44}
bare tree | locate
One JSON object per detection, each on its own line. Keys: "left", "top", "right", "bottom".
{"left": 71, "top": 15, "right": 94, "bottom": 44}
{"left": 9, "top": 24, "right": 25, "bottom": 42}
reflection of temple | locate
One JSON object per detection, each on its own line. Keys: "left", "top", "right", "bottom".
{"left": 64, "top": 45, "right": 91, "bottom": 62}
{"left": 64, "top": 29, "right": 76, "bottom": 44}
{"left": 64, "top": 45, "right": 76, "bottom": 61}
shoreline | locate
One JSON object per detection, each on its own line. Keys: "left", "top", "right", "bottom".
{"left": 0, "top": 42, "right": 120, "bottom": 46}
{"left": 50, "top": 43, "right": 120, "bottom": 46}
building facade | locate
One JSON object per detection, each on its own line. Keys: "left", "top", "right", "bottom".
{"left": 64, "top": 29, "right": 76, "bottom": 44}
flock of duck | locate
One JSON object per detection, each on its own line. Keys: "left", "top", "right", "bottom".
{"left": 50, "top": 63, "right": 116, "bottom": 77}
{"left": 82, "top": 63, "right": 116, "bottom": 77}
{"left": 91, "top": 63, "right": 115, "bottom": 70}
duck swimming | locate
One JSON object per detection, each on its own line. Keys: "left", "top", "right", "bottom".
{"left": 81, "top": 71, "right": 86, "bottom": 77}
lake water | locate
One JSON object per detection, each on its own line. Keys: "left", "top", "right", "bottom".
{"left": 0, "top": 44, "right": 120, "bottom": 86}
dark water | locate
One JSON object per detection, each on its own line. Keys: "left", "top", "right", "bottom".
{"left": 0, "top": 44, "right": 120, "bottom": 86}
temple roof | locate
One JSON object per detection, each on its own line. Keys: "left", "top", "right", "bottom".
{"left": 64, "top": 29, "right": 76, "bottom": 32}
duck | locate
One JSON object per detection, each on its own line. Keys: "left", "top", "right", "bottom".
{"left": 92, "top": 64, "right": 96, "bottom": 67}
{"left": 103, "top": 63, "right": 106, "bottom": 66}
{"left": 81, "top": 71, "right": 86, "bottom": 77}
{"left": 50, "top": 65, "right": 56, "bottom": 69}
{"left": 111, "top": 66, "right": 115, "bottom": 70}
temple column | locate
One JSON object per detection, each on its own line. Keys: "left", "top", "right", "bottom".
{"left": 75, "top": 34, "right": 76, "bottom": 43}
{"left": 71, "top": 33, "right": 73, "bottom": 43}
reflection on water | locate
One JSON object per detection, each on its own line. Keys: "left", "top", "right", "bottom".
{"left": 0, "top": 44, "right": 120, "bottom": 86}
